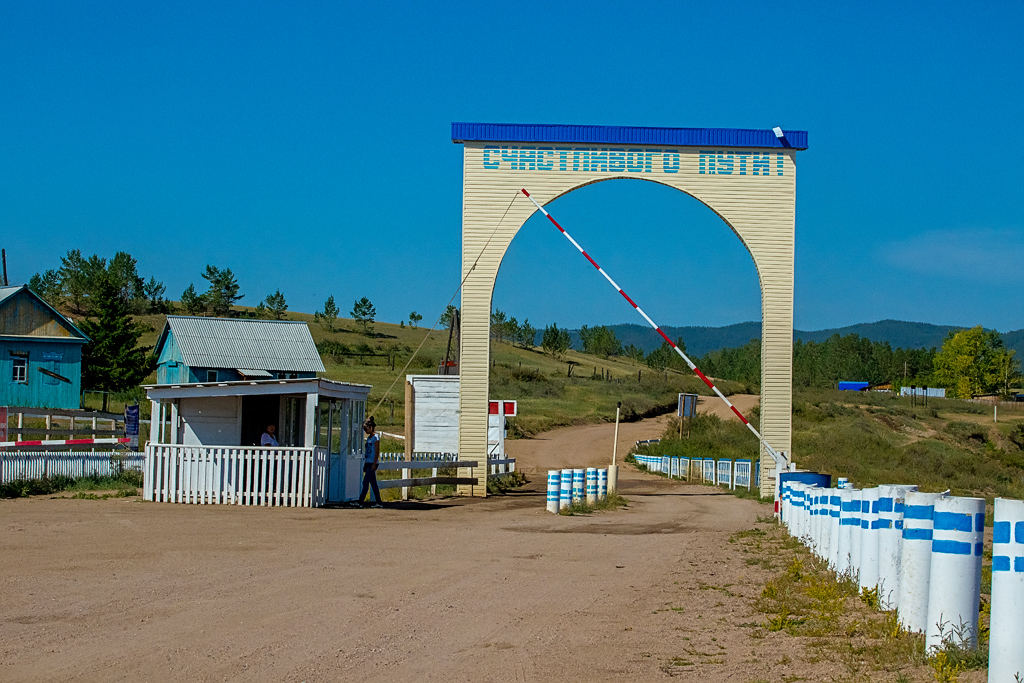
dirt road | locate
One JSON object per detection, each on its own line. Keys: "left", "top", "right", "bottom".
{"left": 1, "top": 407, "right": 884, "bottom": 682}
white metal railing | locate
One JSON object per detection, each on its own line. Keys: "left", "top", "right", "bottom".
{"left": 1, "top": 452, "right": 144, "bottom": 483}
{"left": 143, "top": 444, "right": 328, "bottom": 507}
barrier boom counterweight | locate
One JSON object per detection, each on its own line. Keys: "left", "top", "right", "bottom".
{"left": 520, "top": 188, "right": 785, "bottom": 470}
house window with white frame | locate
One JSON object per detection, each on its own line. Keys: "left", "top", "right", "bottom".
{"left": 206, "top": 369, "right": 218, "bottom": 382}
{"left": 10, "top": 351, "right": 28, "bottom": 384}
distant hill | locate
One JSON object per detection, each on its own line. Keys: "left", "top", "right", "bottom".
{"left": 553, "top": 320, "right": 1024, "bottom": 358}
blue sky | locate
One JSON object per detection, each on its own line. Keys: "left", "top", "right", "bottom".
{"left": 2, "top": 1, "right": 1021, "bottom": 333}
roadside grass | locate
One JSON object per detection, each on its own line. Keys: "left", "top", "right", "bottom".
{"left": 738, "top": 519, "right": 992, "bottom": 682}
{"left": 634, "top": 388, "right": 1024, "bottom": 503}
{"left": 559, "top": 492, "right": 628, "bottom": 515}
{"left": 1, "top": 470, "right": 143, "bottom": 499}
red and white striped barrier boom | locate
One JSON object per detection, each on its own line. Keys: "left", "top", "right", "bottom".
{"left": 520, "top": 188, "right": 785, "bottom": 469}
{"left": 0, "top": 437, "right": 131, "bottom": 449}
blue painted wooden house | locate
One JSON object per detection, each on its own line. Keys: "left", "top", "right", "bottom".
{"left": 0, "top": 284, "right": 89, "bottom": 409}
{"left": 153, "top": 316, "right": 324, "bottom": 385}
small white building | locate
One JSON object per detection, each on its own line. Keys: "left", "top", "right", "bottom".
{"left": 143, "top": 377, "right": 371, "bottom": 507}
{"left": 406, "top": 374, "right": 515, "bottom": 458}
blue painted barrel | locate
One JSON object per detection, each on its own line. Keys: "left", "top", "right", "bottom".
{"left": 546, "top": 470, "right": 560, "bottom": 514}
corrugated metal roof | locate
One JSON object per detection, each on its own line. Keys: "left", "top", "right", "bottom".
{"left": 162, "top": 316, "right": 325, "bottom": 373}
{"left": 0, "top": 285, "right": 22, "bottom": 307}
{"left": 451, "top": 122, "right": 808, "bottom": 150}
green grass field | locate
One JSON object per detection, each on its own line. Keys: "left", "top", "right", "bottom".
{"left": 637, "top": 388, "right": 1024, "bottom": 501}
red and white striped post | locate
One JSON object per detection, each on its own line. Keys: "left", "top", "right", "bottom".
{"left": 520, "top": 188, "right": 786, "bottom": 475}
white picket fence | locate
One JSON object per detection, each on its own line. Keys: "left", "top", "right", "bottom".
{"left": 1, "top": 451, "right": 144, "bottom": 483}
{"left": 143, "top": 444, "right": 328, "bottom": 507}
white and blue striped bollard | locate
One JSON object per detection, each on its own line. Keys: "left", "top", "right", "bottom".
{"left": 877, "top": 484, "right": 918, "bottom": 609}
{"left": 559, "top": 469, "right": 572, "bottom": 510}
{"left": 858, "top": 488, "right": 881, "bottom": 592}
{"left": 572, "top": 468, "right": 584, "bottom": 503}
{"left": 989, "top": 497, "right": 1024, "bottom": 683}
{"left": 585, "top": 468, "right": 598, "bottom": 505}
{"left": 828, "top": 488, "right": 842, "bottom": 570}
{"left": 849, "top": 489, "right": 863, "bottom": 581}
{"left": 546, "top": 470, "right": 560, "bottom": 514}
{"left": 837, "top": 487, "right": 856, "bottom": 576}
{"left": 597, "top": 468, "right": 608, "bottom": 500}
{"left": 925, "top": 496, "right": 985, "bottom": 651}
{"left": 897, "top": 490, "right": 946, "bottom": 633}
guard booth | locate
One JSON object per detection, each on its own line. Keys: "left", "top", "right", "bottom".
{"left": 143, "top": 378, "right": 370, "bottom": 506}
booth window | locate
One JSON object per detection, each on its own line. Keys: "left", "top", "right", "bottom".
{"left": 207, "top": 370, "right": 218, "bottom": 382}
{"left": 10, "top": 351, "right": 28, "bottom": 384}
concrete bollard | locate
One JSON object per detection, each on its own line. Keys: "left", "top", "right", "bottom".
{"left": 597, "top": 468, "right": 608, "bottom": 500}
{"left": 828, "top": 489, "right": 842, "bottom": 570}
{"left": 877, "top": 484, "right": 918, "bottom": 609}
{"left": 898, "top": 491, "right": 947, "bottom": 633}
{"left": 837, "top": 488, "right": 856, "bottom": 576}
{"left": 849, "top": 489, "right": 863, "bottom": 581}
{"left": 607, "top": 464, "right": 618, "bottom": 494}
{"left": 559, "top": 469, "right": 572, "bottom": 510}
{"left": 572, "top": 468, "right": 584, "bottom": 503}
{"left": 925, "top": 496, "right": 985, "bottom": 652}
{"left": 546, "top": 470, "right": 560, "bottom": 514}
{"left": 859, "top": 488, "right": 881, "bottom": 592}
{"left": 989, "top": 498, "right": 1024, "bottom": 683}
{"left": 585, "top": 468, "right": 598, "bottom": 505}
{"left": 810, "top": 489, "right": 825, "bottom": 558}
{"left": 791, "top": 484, "right": 806, "bottom": 539}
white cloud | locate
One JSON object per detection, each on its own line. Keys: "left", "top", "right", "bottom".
{"left": 879, "top": 228, "right": 1024, "bottom": 280}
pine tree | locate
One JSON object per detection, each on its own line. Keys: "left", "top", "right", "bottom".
{"left": 262, "top": 290, "right": 288, "bottom": 320}
{"left": 180, "top": 284, "right": 205, "bottom": 315}
{"left": 79, "top": 271, "right": 156, "bottom": 409}
{"left": 351, "top": 297, "right": 376, "bottom": 335}
{"left": 201, "top": 265, "right": 243, "bottom": 316}
{"left": 314, "top": 295, "right": 340, "bottom": 332}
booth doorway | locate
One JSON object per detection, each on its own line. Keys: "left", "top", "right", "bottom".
{"left": 241, "top": 395, "right": 280, "bottom": 446}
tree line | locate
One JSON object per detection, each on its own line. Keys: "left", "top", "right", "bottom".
{"left": 698, "top": 328, "right": 1021, "bottom": 399}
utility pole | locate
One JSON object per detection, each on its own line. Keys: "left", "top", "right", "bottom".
{"left": 1, "top": 249, "right": 7, "bottom": 286}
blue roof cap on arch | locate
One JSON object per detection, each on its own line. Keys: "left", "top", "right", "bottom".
{"left": 451, "top": 122, "right": 808, "bottom": 150}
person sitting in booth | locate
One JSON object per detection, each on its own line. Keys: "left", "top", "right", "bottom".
{"left": 261, "top": 424, "right": 279, "bottom": 447}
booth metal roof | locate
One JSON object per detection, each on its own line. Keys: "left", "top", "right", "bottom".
{"left": 156, "top": 316, "right": 325, "bottom": 373}
{"left": 452, "top": 122, "right": 808, "bottom": 149}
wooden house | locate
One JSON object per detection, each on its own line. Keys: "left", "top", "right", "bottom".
{"left": 0, "top": 285, "right": 89, "bottom": 410}
{"left": 153, "top": 316, "right": 324, "bottom": 385}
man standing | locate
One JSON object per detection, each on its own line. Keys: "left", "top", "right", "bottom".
{"left": 357, "top": 416, "right": 382, "bottom": 508}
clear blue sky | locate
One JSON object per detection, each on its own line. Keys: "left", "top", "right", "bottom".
{"left": 2, "top": 1, "right": 1021, "bottom": 333}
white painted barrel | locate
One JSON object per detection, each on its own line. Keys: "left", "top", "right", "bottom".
{"left": 597, "top": 468, "right": 608, "bottom": 500}
{"left": 877, "top": 484, "right": 918, "bottom": 609}
{"left": 585, "top": 468, "right": 598, "bottom": 505}
{"left": 546, "top": 470, "right": 560, "bottom": 513}
{"left": 838, "top": 477, "right": 849, "bottom": 489}
{"left": 897, "top": 491, "right": 946, "bottom": 632}
{"left": 989, "top": 497, "right": 1024, "bottom": 683}
{"left": 559, "top": 469, "right": 572, "bottom": 510}
{"left": 849, "top": 489, "right": 863, "bottom": 582}
{"left": 837, "top": 488, "right": 855, "bottom": 576}
{"left": 828, "top": 489, "right": 842, "bottom": 570}
{"left": 859, "top": 488, "right": 881, "bottom": 592}
{"left": 925, "top": 496, "right": 985, "bottom": 651}
{"left": 571, "top": 468, "right": 584, "bottom": 503}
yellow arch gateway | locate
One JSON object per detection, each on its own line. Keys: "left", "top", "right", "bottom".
{"left": 452, "top": 123, "right": 808, "bottom": 497}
